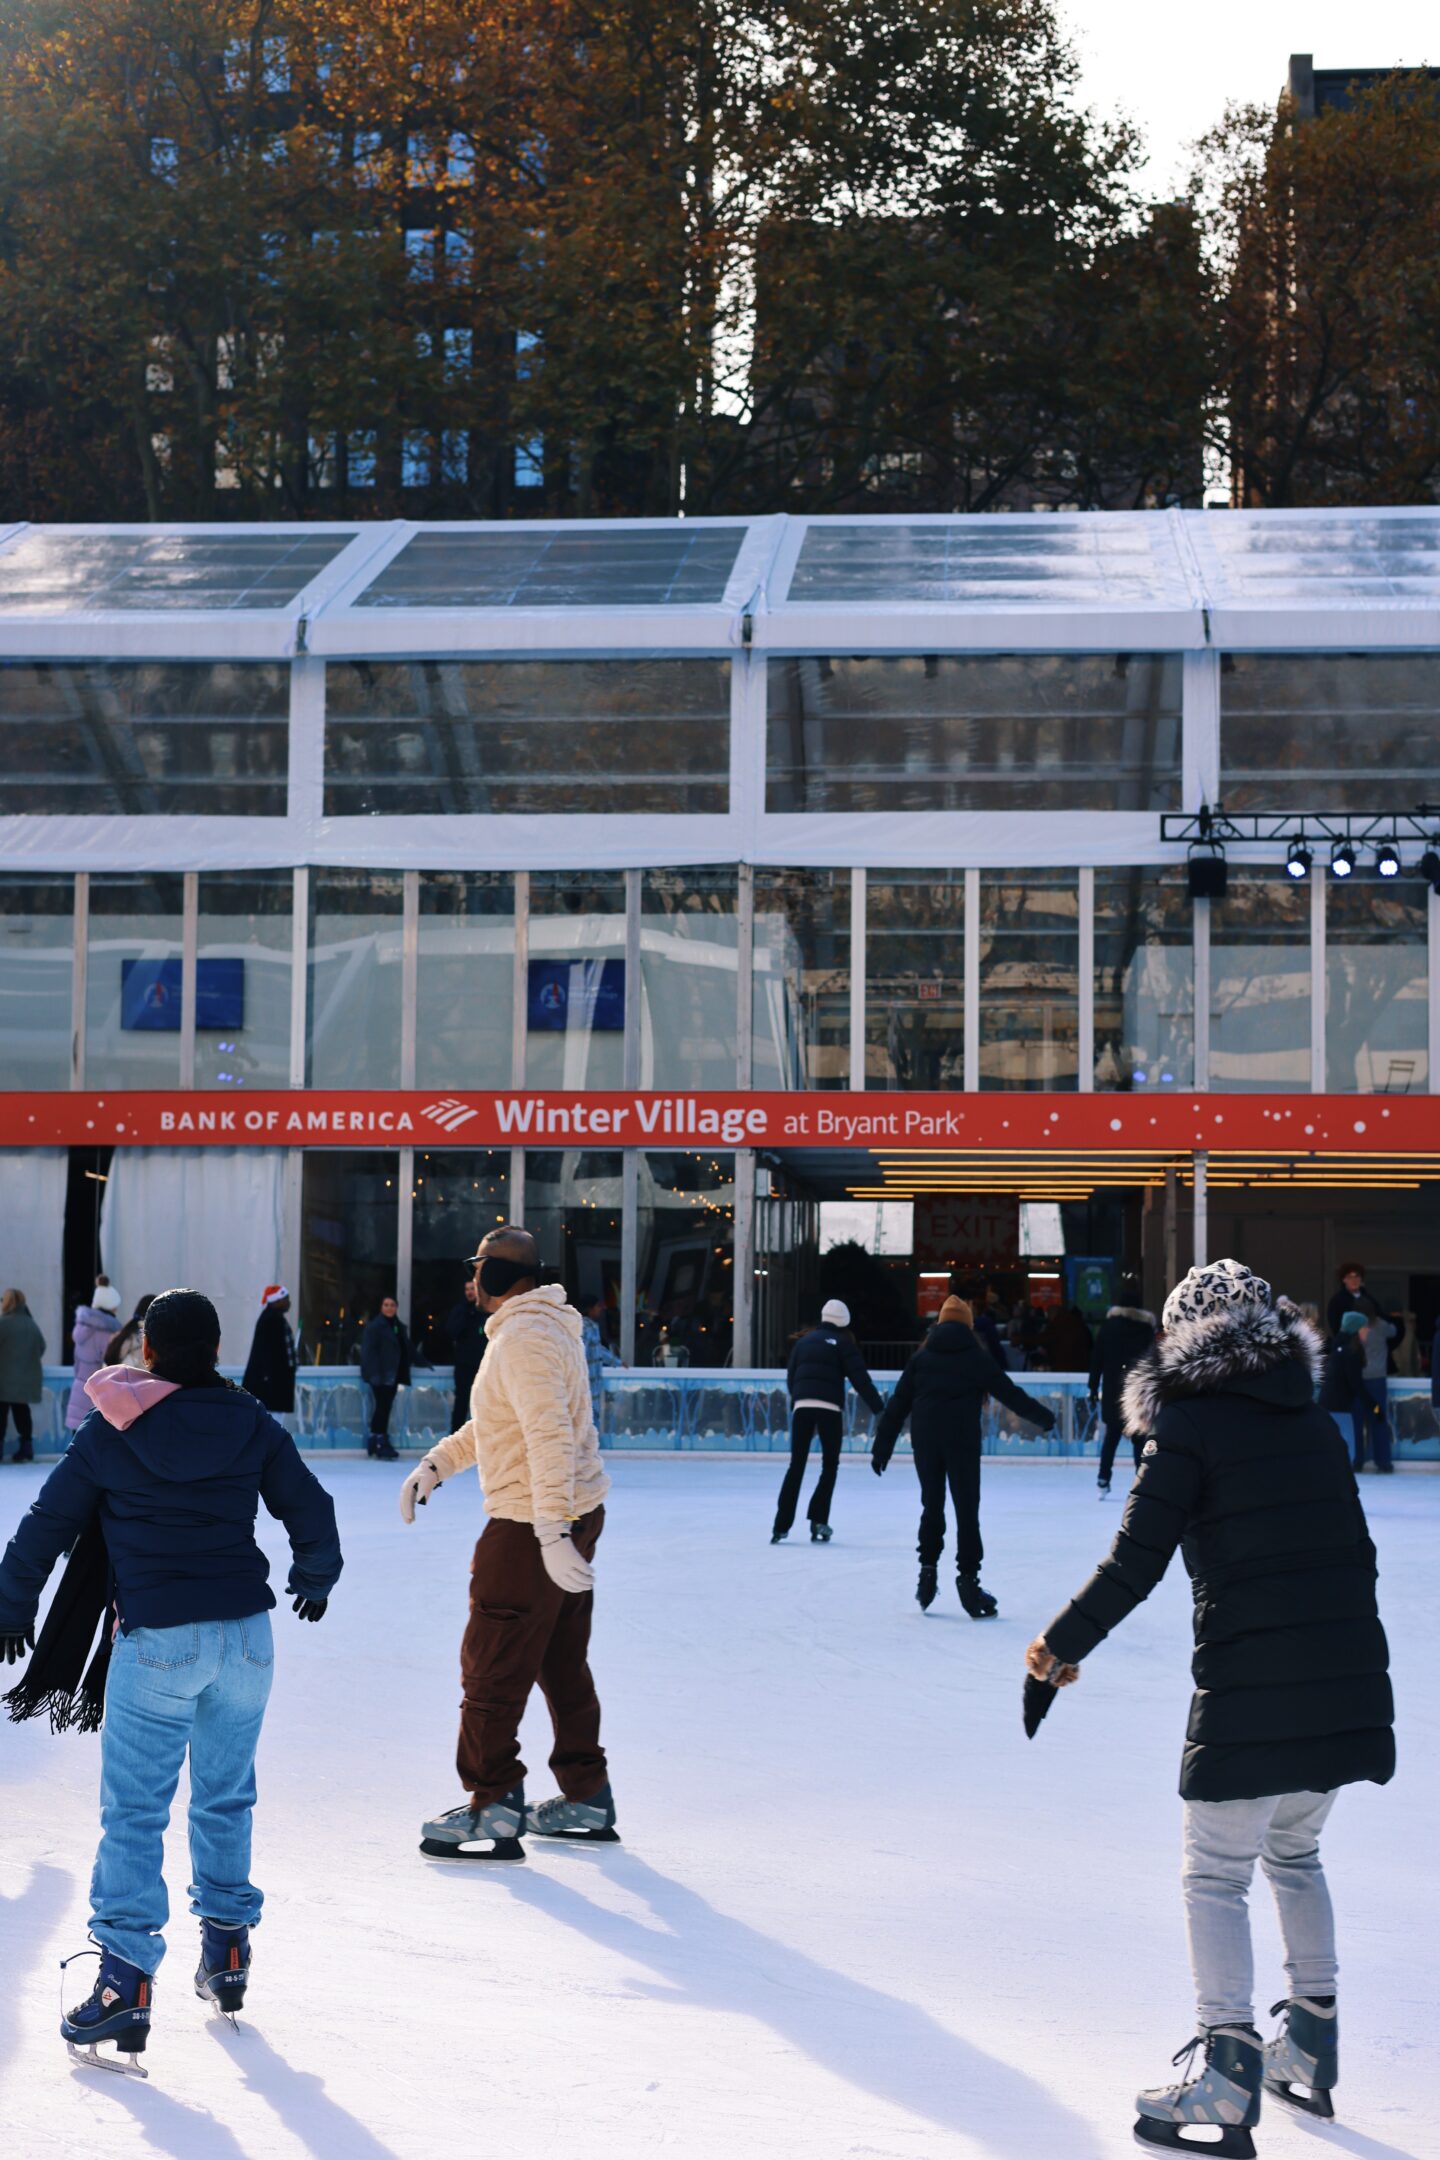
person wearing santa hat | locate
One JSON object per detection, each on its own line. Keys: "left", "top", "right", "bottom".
{"left": 242, "top": 1287, "right": 298, "bottom": 1424}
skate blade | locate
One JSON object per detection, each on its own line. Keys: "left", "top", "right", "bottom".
{"left": 419, "top": 1836, "right": 526, "bottom": 1862}
{"left": 533, "top": 1825, "right": 621, "bottom": 1843}
{"left": 67, "top": 2040, "right": 149, "bottom": 2080}
{"left": 1265, "top": 2075, "right": 1335, "bottom": 2120}
{"left": 1133, "top": 2119, "right": 1255, "bottom": 2158}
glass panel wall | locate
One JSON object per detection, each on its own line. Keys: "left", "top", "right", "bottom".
{"left": 977, "top": 871, "right": 1078, "bottom": 1090}
{"left": 1327, "top": 876, "right": 1429, "bottom": 1093}
{"left": 308, "top": 870, "right": 405, "bottom": 1088}
{"left": 526, "top": 873, "right": 626, "bottom": 1089}
{"left": 410, "top": 1149, "right": 510, "bottom": 1364}
{"left": 85, "top": 873, "right": 185, "bottom": 1086}
{"left": 0, "top": 874, "right": 73, "bottom": 1088}
{"left": 640, "top": 868, "right": 738, "bottom": 1090}
{"left": 767, "top": 654, "right": 1182, "bottom": 811}
{"left": 865, "top": 871, "right": 965, "bottom": 1090}
{"left": 638, "top": 1154, "right": 735, "bottom": 1366}
{"left": 1093, "top": 868, "right": 1193, "bottom": 1090}
{"left": 1209, "top": 872, "right": 1311, "bottom": 1091}
{"left": 0, "top": 661, "right": 289, "bottom": 815}
{"left": 416, "top": 873, "right": 514, "bottom": 1091}
{"left": 324, "top": 659, "right": 730, "bottom": 814}
{"left": 194, "top": 871, "right": 292, "bottom": 1090}
{"left": 1220, "top": 653, "right": 1440, "bottom": 811}
{"left": 753, "top": 869, "right": 850, "bottom": 1089}
{"left": 300, "top": 1150, "right": 400, "bottom": 1363}
{"left": 525, "top": 1150, "right": 623, "bottom": 1316}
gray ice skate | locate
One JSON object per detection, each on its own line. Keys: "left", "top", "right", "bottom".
{"left": 1134, "top": 2025, "right": 1263, "bottom": 2158}
{"left": 525, "top": 1780, "right": 620, "bottom": 1843}
{"left": 420, "top": 1783, "right": 526, "bottom": 1862}
{"left": 1264, "top": 1996, "right": 1337, "bottom": 2119}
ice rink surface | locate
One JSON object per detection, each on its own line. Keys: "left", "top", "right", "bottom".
{"left": 1, "top": 1455, "right": 1435, "bottom": 2160}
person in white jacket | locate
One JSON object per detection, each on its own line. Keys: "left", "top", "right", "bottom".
{"left": 400, "top": 1225, "right": 618, "bottom": 1860}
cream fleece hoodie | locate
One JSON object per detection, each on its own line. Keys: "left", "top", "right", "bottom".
{"left": 424, "top": 1283, "right": 610, "bottom": 1525}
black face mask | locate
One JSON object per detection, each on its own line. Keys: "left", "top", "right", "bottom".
{"left": 479, "top": 1256, "right": 539, "bottom": 1298}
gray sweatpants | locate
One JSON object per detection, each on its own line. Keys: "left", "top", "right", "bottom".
{"left": 1182, "top": 1790, "right": 1338, "bottom": 2029}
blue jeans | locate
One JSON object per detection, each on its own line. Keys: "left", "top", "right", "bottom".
{"left": 91, "top": 1613, "right": 274, "bottom": 1974}
{"left": 1351, "top": 1379, "right": 1392, "bottom": 1470}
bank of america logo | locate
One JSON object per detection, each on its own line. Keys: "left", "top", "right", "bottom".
{"left": 423, "top": 1098, "right": 478, "bottom": 1133}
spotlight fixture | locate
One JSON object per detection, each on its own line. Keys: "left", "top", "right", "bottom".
{"left": 1375, "top": 842, "right": 1401, "bottom": 879}
{"left": 1284, "top": 839, "right": 1312, "bottom": 880}
{"left": 1420, "top": 844, "right": 1440, "bottom": 896}
{"left": 1330, "top": 842, "right": 1356, "bottom": 880}
{"left": 1187, "top": 841, "right": 1227, "bottom": 900}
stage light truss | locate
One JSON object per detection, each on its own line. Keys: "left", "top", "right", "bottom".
{"left": 846, "top": 1149, "right": 1440, "bottom": 1201}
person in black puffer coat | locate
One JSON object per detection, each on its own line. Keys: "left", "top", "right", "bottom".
{"left": 772, "top": 1299, "right": 884, "bottom": 1544}
{"left": 872, "top": 1296, "right": 1055, "bottom": 1616}
{"left": 1028, "top": 1260, "right": 1393, "bottom": 2139}
{"left": 1088, "top": 1279, "right": 1156, "bottom": 1495}
{"left": 241, "top": 1285, "right": 298, "bottom": 1418}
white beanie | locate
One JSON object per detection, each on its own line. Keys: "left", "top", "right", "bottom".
{"left": 1162, "top": 1258, "right": 1271, "bottom": 1334}
{"left": 820, "top": 1298, "right": 850, "bottom": 1328}
{"left": 92, "top": 1283, "right": 122, "bottom": 1314}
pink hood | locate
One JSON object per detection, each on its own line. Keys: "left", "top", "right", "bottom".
{"left": 85, "top": 1364, "right": 181, "bottom": 1431}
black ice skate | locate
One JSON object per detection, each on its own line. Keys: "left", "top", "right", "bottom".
{"left": 60, "top": 1944, "right": 152, "bottom": 2079}
{"left": 770, "top": 1525, "right": 788, "bottom": 1543}
{"left": 810, "top": 1521, "right": 833, "bottom": 1543}
{"left": 1134, "top": 2024, "right": 1263, "bottom": 2158}
{"left": 526, "top": 1779, "right": 621, "bottom": 1843}
{"left": 367, "top": 1436, "right": 399, "bottom": 1462}
{"left": 1264, "top": 1995, "right": 1337, "bottom": 2119}
{"left": 957, "top": 1572, "right": 998, "bottom": 1619}
{"left": 916, "top": 1563, "right": 938, "bottom": 1610}
{"left": 194, "top": 1919, "right": 250, "bottom": 2022}
{"left": 420, "top": 1783, "right": 526, "bottom": 1861}
{"left": 1098, "top": 1478, "right": 1112, "bottom": 1498}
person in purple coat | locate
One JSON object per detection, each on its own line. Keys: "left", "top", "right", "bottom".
{"left": 66, "top": 1279, "right": 122, "bottom": 1431}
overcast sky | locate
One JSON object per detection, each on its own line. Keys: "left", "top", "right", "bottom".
{"left": 1061, "top": 1, "right": 1438, "bottom": 196}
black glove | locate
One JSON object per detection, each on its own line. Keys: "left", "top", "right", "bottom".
{"left": 871, "top": 1441, "right": 894, "bottom": 1477}
{"left": 1, "top": 1628, "right": 33, "bottom": 1665}
{"left": 292, "top": 1596, "right": 327, "bottom": 1623}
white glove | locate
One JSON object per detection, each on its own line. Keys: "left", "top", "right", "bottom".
{"left": 399, "top": 1458, "right": 443, "bottom": 1524}
{"left": 535, "top": 1519, "right": 595, "bottom": 1593}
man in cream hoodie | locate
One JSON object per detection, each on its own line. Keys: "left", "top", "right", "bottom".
{"left": 401, "top": 1225, "right": 617, "bottom": 1860}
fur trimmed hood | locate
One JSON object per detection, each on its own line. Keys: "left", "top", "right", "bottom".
{"left": 1122, "top": 1300, "right": 1322, "bottom": 1434}
{"left": 1105, "top": 1305, "right": 1155, "bottom": 1326}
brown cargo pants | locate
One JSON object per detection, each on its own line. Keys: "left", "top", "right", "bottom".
{"left": 457, "top": 1506, "right": 607, "bottom": 1808}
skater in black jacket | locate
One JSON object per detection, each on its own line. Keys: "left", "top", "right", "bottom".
{"left": 872, "top": 1297, "right": 1055, "bottom": 1615}
{"left": 1087, "top": 1279, "right": 1156, "bottom": 1495}
{"left": 1027, "top": 1260, "right": 1393, "bottom": 2156}
{"left": 772, "top": 1300, "right": 883, "bottom": 1544}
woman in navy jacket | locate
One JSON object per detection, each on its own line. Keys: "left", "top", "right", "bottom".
{"left": 0, "top": 1287, "right": 341, "bottom": 2073}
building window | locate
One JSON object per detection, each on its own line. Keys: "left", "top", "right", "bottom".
{"left": 1220, "top": 653, "right": 1440, "bottom": 810}
{"left": 443, "top": 229, "right": 473, "bottom": 280}
{"left": 640, "top": 869, "right": 739, "bottom": 1090}
{"left": 194, "top": 872, "right": 293, "bottom": 1090}
{"left": 150, "top": 137, "right": 178, "bottom": 181}
{"left": 410, "top": 1150, "right": 511, "bottom": 1364}
{"left": 447, "top": 133, "right": 475, "bottom": 183}
{"left": 401, "top": 430, "right": 431, "bottom": 487}
{"left": 526, "top": 873, "right": 627, "bottom": 1090}
{"left": 1209, "top": 871, "right": 1311, "bottom": 1092}
{"left": 865, "top": 871, "right": 965, "bottom": 1091}
{"left": 322, "top": 659, "right": 731, "bottom": 816}
{"left": 0, "top": 661, "right": 289, "bottom": 817}
{"left": 404, "top": 228, "right": 433, "bottom": 282}
{"left": 416, "top": 873, "right": 514, "bottom": 1092}
{"left": 514, "top": 437, "right": 544, "bottom": 488}
{"left": 766, "top": 655, "right": 1182, "bottom": 812}
{"left": 1092, "top": 868, "right": 1193, "bottom": 1089}
{"left": 442, "top": 327, "right": 472, "bottom": 379}
{"left": 526, "top": 1151, "right": 623, "bottom": 1317}
{"left": 85, "top": 874, "right": 185, "bottom": 1088}
{"left": 307, "top": 870, "right": 405, "bottom": 1088}
{"left": 978, "top": 870, "right": 1079, "bottom": 1091}
{"left": 438, "top": 429, "right": 468, "bottom": 484}
{"left": 637, "top": 1154, "right": 735, "bottom": 1366}
{"left": 346, "top": 431, "right": 377, "bottom": 487}
{"left": 0, "top": 874, "right": 73, "bottom": 1089}
{"left": 308, "top": 433, "right": 339, "bottom": 488}
{"left": 1326, "top": 874, "right": 1429, "bottom": 1093}
{"left": 300, "top": 1151, "right": 399, "bottom": 1364}
{"left": 753, "top": 869, "right": 850, "bottom": 1090}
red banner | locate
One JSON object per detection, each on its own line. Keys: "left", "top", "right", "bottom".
{"left": 0, "top": 1088, "right": 1436, "bottom": 1151}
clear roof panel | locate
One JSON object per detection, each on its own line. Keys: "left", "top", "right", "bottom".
{"left": 1186, "top": 512, "right": 1440, "bottom": 607}
{"left": 784, "top": 517, "right": 1194, "bottom": 608}
{"left": 354, "top": 526, "right": 745, "bottom": 608}
{"left": 0, "top": 530, "right": 355, "bottom": 613}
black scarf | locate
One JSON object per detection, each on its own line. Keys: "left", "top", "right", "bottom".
{"left": 3, "top": 1511, "right": 113, "bottom": 1734}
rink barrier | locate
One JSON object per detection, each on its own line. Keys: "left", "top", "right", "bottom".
{"left": 25, "top": 1367, "right": 1440, "bottom": 1460}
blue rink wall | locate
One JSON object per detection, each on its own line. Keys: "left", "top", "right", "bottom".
{"left": 27, "top": 1367, "right": 1440, "bottom": 1461}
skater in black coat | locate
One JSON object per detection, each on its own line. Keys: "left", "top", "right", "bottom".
{"left": 241, "top": 1287, "right": 297, "bottom": 1416}
{"left": 1028, "top": 1261, "right": 1393, "bottom": 2148}
{"left": 772, "top": 1299, "right": 884, "bottom": 1544}
{"left": 442, "top": 1277, "right": 487, "bottom": 1431}
{"left": 1087, "top": 1280, "right": 1156, "bottom": 1495}
{"left": 872, "top": 1297, "right": 1056, "bottom": 1615}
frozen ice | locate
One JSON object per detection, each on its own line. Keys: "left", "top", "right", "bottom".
{"left": 1, "top": 1457, "right": 1435, "bottom": 2159}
